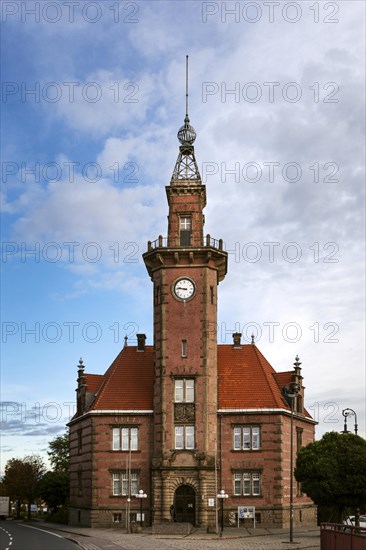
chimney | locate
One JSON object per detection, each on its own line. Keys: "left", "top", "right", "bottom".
{"left": 137, "top": 333, "right": 146, "bottom": 351}
{"left": 232, "top": 332, "right": 242, "bottom": 348}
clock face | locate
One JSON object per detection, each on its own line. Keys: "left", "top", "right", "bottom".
{"left": 174, "top": 278, "right": 195, "bottom": 300}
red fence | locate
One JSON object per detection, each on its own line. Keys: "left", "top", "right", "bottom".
{"left": 321, "top": 523, "right": 366, "bottom": 550}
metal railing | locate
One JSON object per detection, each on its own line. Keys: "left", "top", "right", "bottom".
{"left": 147, "top": 234, "right": 225, "bottom": 252}
{"left": 320, "top": 523, "right": 366, "bottom": 550}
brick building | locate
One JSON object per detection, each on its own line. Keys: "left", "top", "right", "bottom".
{"left": 68, "top": 98, "right": 317, "bottom": 530}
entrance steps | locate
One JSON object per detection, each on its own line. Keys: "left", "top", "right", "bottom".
{"left": 152, "top": 522, "right": 193, "bottom": 535}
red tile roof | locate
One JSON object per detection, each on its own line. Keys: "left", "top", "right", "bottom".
{"left": 217, "top": 345, "right": 289, "bottom": 410}
{"left": 273, "top": 371, "right": 293, "bottom": 391}
{"left": 84, "top": 344, "right": 301, "bottom": 413}
{"left": 86, "top": 346, "right": 154, "bottom": 411}
{"left": 85, "top": 374, "right": 104, "bottom": 394}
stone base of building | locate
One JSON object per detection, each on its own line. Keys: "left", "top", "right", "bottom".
{"left": 224, "top": 503, "right": 317, "bottom": 529}
{"left": 69, "top": 506, "right": 151, "bottom": 529}
{"left": 69, "top": 503, "right": 317, "bottom": 530}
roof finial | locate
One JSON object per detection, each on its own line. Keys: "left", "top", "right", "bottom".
{"left": 124, "top": 335, "right": 128, "bottom": 348}
{"left": 293, "top": 355, "right": 301, "bottom": 368}
{"left": 177, "top": 55, "right": 196, "bottom": 147}
{"left": 251, "top": 334, "right": 255, "bottom": 345}
{"left": 185, "top": 54, "right": 189, "bottom": 120}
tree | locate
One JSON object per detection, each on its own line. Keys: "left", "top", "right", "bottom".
{"left": 37, "top": 471, "right": 69, "bottom": 512}
{"left": 295, "top": 431, "right": 366, "bottom": 523}
{"left": 37, "top": 430, "right": 70, "bottom": 519}
{"left": 48, "top": 431, "right": 69, "bottom": 472}
{"left": 3, "top": 455, "right": 46, "bottom": 519}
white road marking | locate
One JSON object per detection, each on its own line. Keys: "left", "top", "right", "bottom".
{"left": 0, "top": 526, "right": 13, "bottom": 550}
{"left": 19, "top": 524, "right": 63, "bottom": 538}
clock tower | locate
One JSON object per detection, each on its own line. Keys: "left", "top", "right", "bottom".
{"left": 143, "top": 58, "right": 228, "bottom": 526}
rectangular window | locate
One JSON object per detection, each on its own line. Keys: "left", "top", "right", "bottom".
{"left": 234, "top": 427, "right": 241, "bottom": 450}
{"left": 210, "top": 286, "right": 214, "bottom": 305}
{"left": 243, "top": 472, "right": 251, "bottom": 495}
{"left": 113, "top": 428, "right": 120, "bottom": 450}
{"left": 112, "top": 427, "right": 138, "bottom": 451}
{"left": 252, "top": 473, "right": 260, "bottom": 495}
{"left": 179, "top": 216, "right": 192, "bottom": 246}
{"left": 113, "top": 473, "right": 121, "bottom": 496}
{"left": 233, "top": 472, "right": 261, "bottom": 496}
{"left": 233, "top": 426, "right": 260, "bottom": 450}
{"left": 112, "top": 472, "right": 139, "bottom": 496}
{"left": 243, "top": 427, "right": 251, "bottom": 449}
{"left": 234, "top": 473, "right": 242, "bottom": 495}
{"left": 175, "top": 426, "right": 184, "bottom": 449}
{"left": 185, "top": 426, "right": 195, "bottom": 449}
{"left": 181, "top": 339, "right": 187, "bottom": 357}
{"left": 175, "top": 379, "right": 194, "bottom": 403}
{"left": 175, "top": 425, "right": 195, "bottom": 450}
{"left": 113, "top": 513, "right": 121, "bottom": 523}
{"left": 252, "top": 427, "right": 260, "bottom": 449}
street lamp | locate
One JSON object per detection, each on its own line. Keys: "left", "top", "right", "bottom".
{"left": 342, "top": 408, "right": 358, "bottom": 435}
{"left": 284, "top": 364, "right": 300, "bottom": 544}
{"left": 216, "top": 489, "right": 228, "bottom": 535}
{"left": 135, "top": 489, "right": 147, "bottom": 528}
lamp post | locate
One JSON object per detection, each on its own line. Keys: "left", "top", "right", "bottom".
{"left": 216, "top": 489, "right": 228, "bottom": 535}
{"left": 135, "top": 489, "right": 147, "bottom": 528}
{"left": 342, "top": 408, "right": 358, "bottom": 435}
{"left": 284, "top": 375, "right": 300, "bottom": 544}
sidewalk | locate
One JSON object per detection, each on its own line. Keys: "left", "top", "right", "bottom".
{"left": 31, "top": 521, "right": 321, "bottom": 550}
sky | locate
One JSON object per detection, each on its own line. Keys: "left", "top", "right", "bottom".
{"left": 1, "top": 0, "right": 365, "bottom": 472}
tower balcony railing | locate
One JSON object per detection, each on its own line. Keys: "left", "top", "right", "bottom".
{"left": 147, "top": 234, "right": 225, "bottom": 252}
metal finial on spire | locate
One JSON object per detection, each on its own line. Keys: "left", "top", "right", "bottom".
{"left": 293, "top": 355, "right": 301, "bottom": 368}
{"left": 79, "top": 357, "right": 84, "bottom": 367}
{"left": 251, "top": 334, "right": 255, "bottom": 345}
{"left": 177, "top": 54, "right": 197, "bottom": 147}
{"left": 185, "top": 54, "right": 189, "bottom": 119}
{"left": 124, "top": 335, "right": 128, "bottom": 348}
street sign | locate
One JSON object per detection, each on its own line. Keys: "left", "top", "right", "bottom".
{"left": 238, "top": 506, "right": 255, "bottom": 528}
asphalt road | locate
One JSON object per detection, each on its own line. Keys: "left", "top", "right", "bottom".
{"left": 0, "top": 521, "right": 79, "bottom": 550}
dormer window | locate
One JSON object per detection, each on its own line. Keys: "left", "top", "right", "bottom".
{"left": 180, "top": 216, "right": 192, "bottom": 246}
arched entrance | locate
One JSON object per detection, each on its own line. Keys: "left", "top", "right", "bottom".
{"left": 174, "top": 485, "right": 196, "bottom": 525}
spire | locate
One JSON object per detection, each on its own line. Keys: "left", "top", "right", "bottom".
{"left": 171, "top": 55, "right": 201, "bottom": 182}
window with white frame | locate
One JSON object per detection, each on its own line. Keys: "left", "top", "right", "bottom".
{"left": 112, "top": 471, "right": 139, "bottom": 496}
{"left": 179, "top": 216, "right": 192, "bottom": 246}
{"left": 174, "top": 379, "right": 194, "bottom": 403}
{"left": 112, "top": 427, "right": 138, "bottom": 451}
{"left": 234, "top": 472, "right": 261, "bottom": 496}
{"left": 175, "top": 425, "right": 195, "bottom": 450}
{"left": 233, "top": 426, "right": 260, "bottom": 450}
